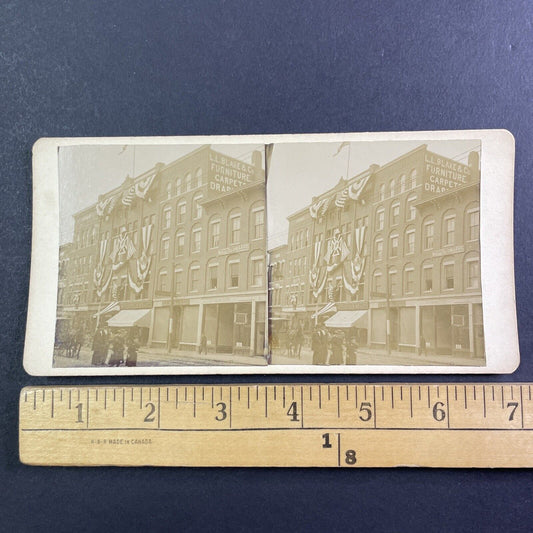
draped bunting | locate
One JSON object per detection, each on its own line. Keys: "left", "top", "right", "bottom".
{"left": 309, "top": 171, "right": 371, "bottom": 219}
{"left": 343, "top": 225, "right": 367, "bottom": 295}
{"left": 96, "top": 171, "right": 156, "bottom": 217}
{"left": 93, "top": 239, "right": 112, "bottom": 298}
{"left": 110, "top": 233, "right": 137, "bottom": 271}
{"left": 308, "top": 240, "right": 327, "bottom": 299}
{"left": 128, "top": 224, "right": 152, "bottom": 294}
{"left": 309, "top": 226, "right": 367, "bottom": 299}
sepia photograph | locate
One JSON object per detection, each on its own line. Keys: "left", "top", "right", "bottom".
{"left": 268, "top": 139, "right": 487, "bottom": 367}
{"left": 24, "top": 131, "right": 517, "bottom": 374}
{"left": 53, "top": 142, "right": 268, "bottom": 369}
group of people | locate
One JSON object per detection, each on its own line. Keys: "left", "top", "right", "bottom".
{"left": 311, "top": 323, "right": 358, "bottom": 365}
{"left": 92, "top": 328, "right": 139, "bottom": 367}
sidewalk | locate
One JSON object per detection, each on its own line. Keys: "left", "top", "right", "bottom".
{"left": 54, "top": 346, "right": 268, "bottom": 368}
{"left": 270, "top": 346, "right": 485, "bottom": 367}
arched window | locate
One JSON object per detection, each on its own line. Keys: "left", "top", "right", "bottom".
{"left": 175, "top": 231, "right": 185, "bottom": 256}
{"left": 166, "top": 182, "right": 172, "bottom": 200}
{"left": 410, "top": 169, "right": 417, "bottom": 189}
{"left": 229, "top": 210, "right": 241, "bottom": 245}
{"left": 160, "top": 233, "right": 170, "bottom": 260}
{"left": 185, "top": 172, "right": 192, "bottom": 191}
{"left": 389, "top": 232, "right": 399, "bottom": 258}
{"left": 390, "top": 201, "right": 400, "bottom": 225}
{"left": 400, "top": 174, "right": 406, "bottom": 193}
{"left": 206, "top": 260, "right": 218, "bottom": 291}
{"left": 389, "top": 178, "right": 396, "bottom": 197}
{"left": 174, "top": 266, "right": 183, "bottom": 295}
{"left": 441, "top": 257, "right": 455, "bottom": 290}
{"left": 372, "top": 269, "right": 383, "bottom": 293}
{"left": 389, "top": 268, "right": 398, "bottom": 296}
{"left": 209, "top": 217, "right": 221, "bottom": 249}
{"left": 189, "top": 264, "right": 200, "bottom": 292}
{"left": 195, "top": 167, "right": 203, "bottom": 187}
{"left": 250, "top": 252, "right": 265, "bottom": 287}
{"left": 375, "top": 207, "right": 385, "bottom": 231}
{"left": 162, "top": 205, "right": 172, "bottom": 229}
{"left": 404, "top": 264, "right": 415, "bottom": 295}
{"left": 158, "top": 268, "right": 168, "bottom": 292}
{"left": 406, "top": 194, "right": 417, "bottom": 221}
{"left": 423, "top": 217, "right": 435, "bottom": 250}
{"left": 421, "top": 261, "right": 433, "bottom": 293}
{"left": 465, "top": 202, "right": 480, "bottom": 242}
{"left": 176, "top": 177, "right": 182, "bottom": 195}
{"left": 464, "top": 252, "right": 481, "bottom": 290}
{"left": 442, "top": 209, "right": 456, "bottom": 247}
{"left": 176, "top": 201, "right": 186, "bottom": 224}
{"left": 405, "top": 225, "right": 416, "bottom": 255}
{"left": 374, "top": 236, "right": 384, "bottom": 261}
{"left": 192, "top": 194, "right": 203, "bottom": 220}
{"left": 190, "top": 224, "right": 202, "bottom": 253}
{"left": 379, "top": 183, "right": 385, "bottom": 201}
{"left": 251, "top": 206, "right": 265, "bottom": 240}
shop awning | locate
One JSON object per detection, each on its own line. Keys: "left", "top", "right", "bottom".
{"left": 311, "top": 302, "right": 336, "bottom": 319}
{"left": 325, "top": 310, "right": 368, "bottom": 329}
{"left": 93, "top": 301, "right": 120, "bottom": 318}
{"left": 107, "top": 309, "right": 152, "bottom": 328}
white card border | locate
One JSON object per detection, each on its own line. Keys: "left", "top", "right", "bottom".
{"left": 24, "top": 129, "right": 518, "bottom": 375}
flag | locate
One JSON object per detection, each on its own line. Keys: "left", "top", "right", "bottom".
{"left": 333, "top": 142, "right": 349, "bottom": 157}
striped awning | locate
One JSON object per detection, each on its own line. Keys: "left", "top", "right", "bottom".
{"left": 325, "top": 310, "right": 368, "bottom": 329}
{"left": 107, "top": 308, "right": 151, "bottom": 328}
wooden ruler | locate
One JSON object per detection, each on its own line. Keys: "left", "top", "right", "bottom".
{"left": 19, "top": 383, "right": 533, "bottom": 467}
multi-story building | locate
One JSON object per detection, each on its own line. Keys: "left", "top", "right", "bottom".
{"left": 269, "top": 144, "right": 484, "bottom": 359}
{"left": 57, "top": 146, "right": 266, "bottom": 356}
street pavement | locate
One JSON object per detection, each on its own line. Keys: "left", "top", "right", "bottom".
{"left": 271, "top": 346, "right": 485, "bottom": 367}
{"left": 54, "top": 346, "right": 268, "bottom": 368}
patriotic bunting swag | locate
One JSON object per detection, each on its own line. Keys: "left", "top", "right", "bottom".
{"left": 310, "top": 226, "right": 367, "bottom": 298}
{"left": 93, "top": 239, "right": 112, "bottom": 298}
{"left": 128, "top": 224, "right": 152, "bottom": 293}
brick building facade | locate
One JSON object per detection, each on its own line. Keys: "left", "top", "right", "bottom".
{"left": 269, "top": 144, "right": 484, "bottom": 359}
{"left": 57, "top": 146, "right": 266, "bottom": 357}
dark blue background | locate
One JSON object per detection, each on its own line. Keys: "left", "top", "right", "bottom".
{"left": 2, "top": 1, "right": 532, "bottom": 531}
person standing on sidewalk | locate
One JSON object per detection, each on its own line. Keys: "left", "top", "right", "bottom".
{"left": 330, "top": 329, "right": 344, "bottom": 365}
{"left": 198, "top": 332, "right": 208, "bottom": 355}
{"left": 126, "top": 332, "right": 139, "bottom": 367}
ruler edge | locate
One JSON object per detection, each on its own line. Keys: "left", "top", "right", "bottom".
{"left": 19, "top": 383, "right": 533, "bottom": 469}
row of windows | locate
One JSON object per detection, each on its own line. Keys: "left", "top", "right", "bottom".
{"left": 160, "top": 208, "right": 264, "bottom": 258}
{"left": 376, "top": 169, "right": 418, "bottom": 202}
{"left": 373, "top": 207, "right": 480, "bottom": 261}
{"left": 290, "top": 228, "right": 310, "bottom": 251}
{"left": 158, "top": 257, "right": 265, "bottom": 294}
{"left": 75, "top": 226, "right": 99, "bottom": 249}
{"left": 164, "top": 167, "right": 204, "bottom": 200}
{"left": 372, "top": 256, "right": 481, "bottom": 296}
{"left": 375, "top": 194, "right": 418, "bottom": 230}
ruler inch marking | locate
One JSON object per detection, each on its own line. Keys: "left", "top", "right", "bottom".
{"left": 483, "top": 386, "right": 486, "bottom": 418}
{"left": 373, "top": 386, "right": 377, "bottom": 428}
{"left": 520, "top": 386, "right": 524, "bottom": 429}
{"left": 265, "top": 387, "right": 268, "bottom": 418}
{"left": 51, "top": 390, "right": 54, "bottom": 419}
{"left": 158, "top": 388, "right": 161, "bottom": 428}
{"left": 122, "top": 388, "right": 125, "bottom": 418}
{"left": 229, "top": 386, "right": 232, "bottom": 429}
{"left": 86, "top": 389, "right": 89, "bottom": 429}
{"left": 337, "top": 386, "right": 340, "bottom": 418}
{"left": 300, "top": 386, "right": 304, "bottom": 428}
{"left": 193, "top": 387, "right": 196, "bottom": 419}
{"left": 409, "top": 386, "right": 413, "bottom": 418}
{"left": 446, "top": 386, "right": 450, "bottom": 429}
{"left": 337, "top": 432, "right": 341, "bottom": 467}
